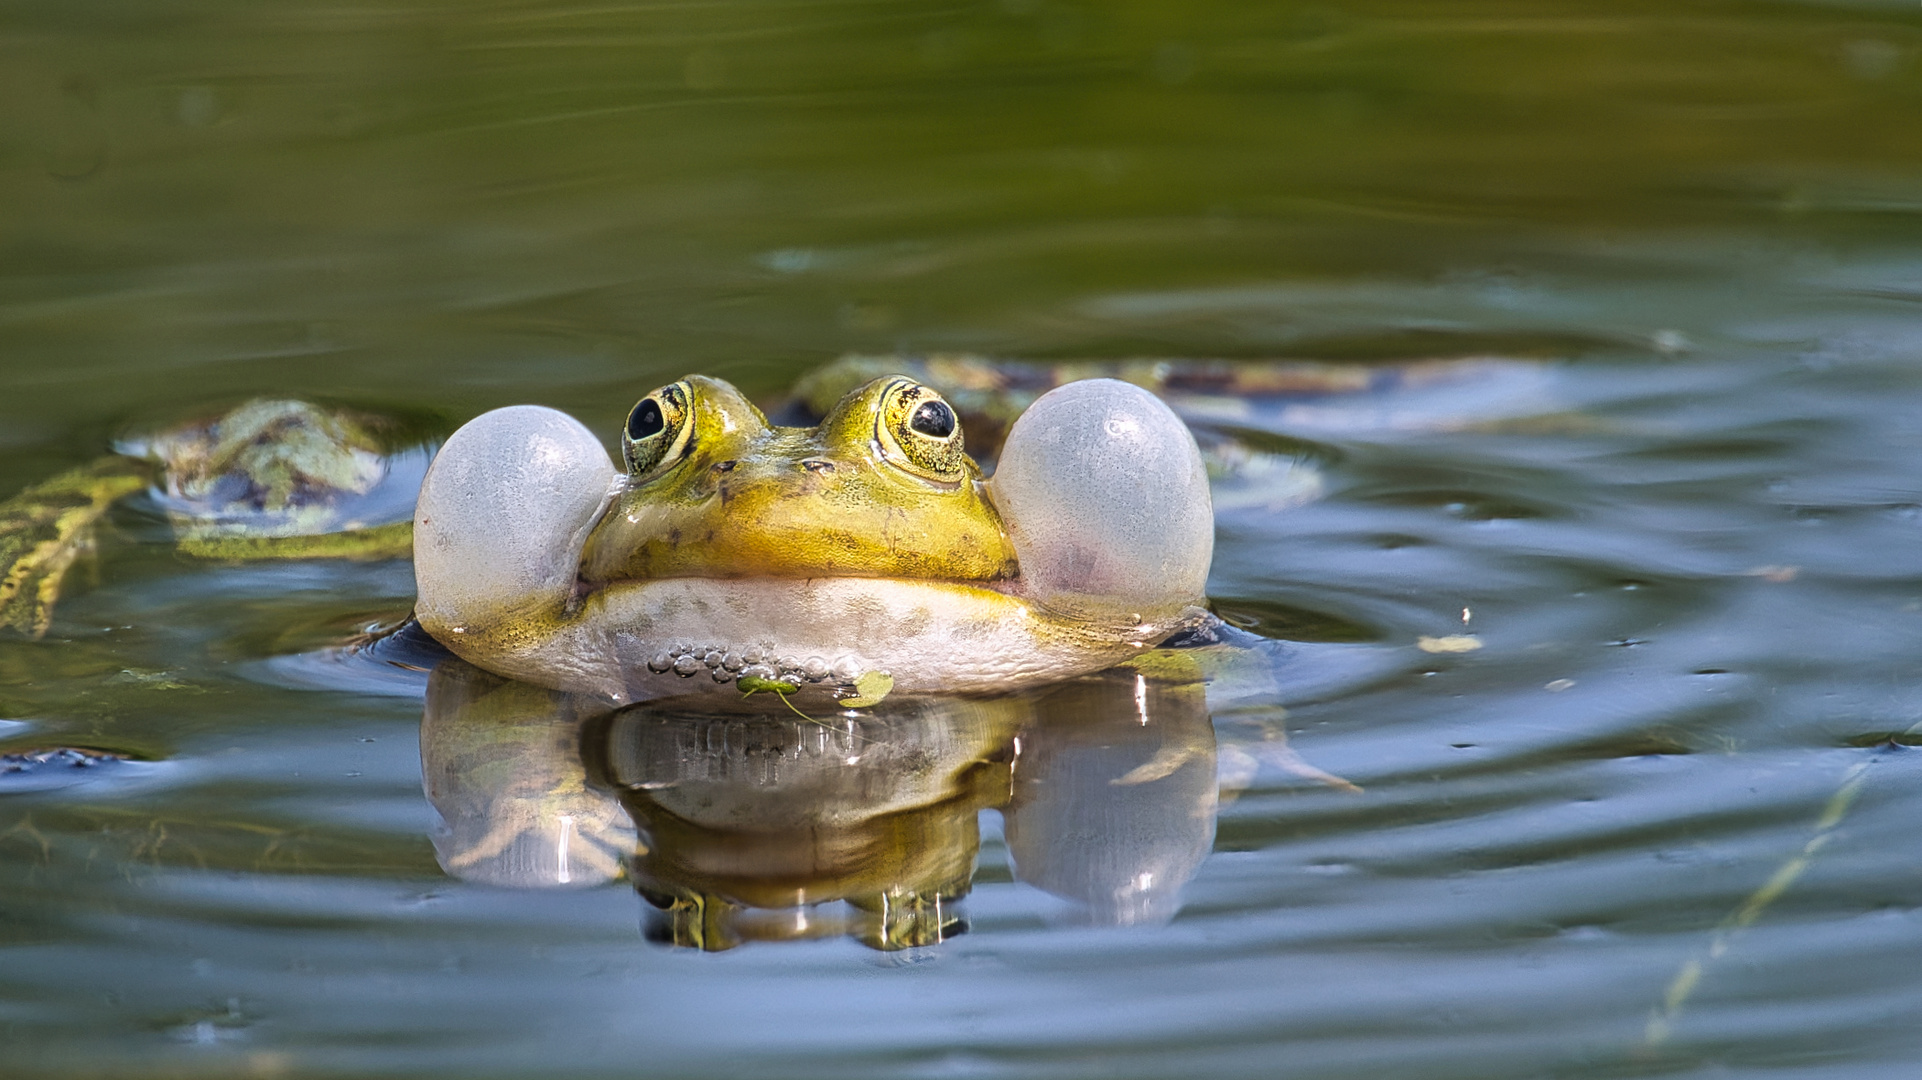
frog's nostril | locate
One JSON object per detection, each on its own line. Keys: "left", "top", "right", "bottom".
{"left": 801, "top": 459, "right": 836, "bottom": 474}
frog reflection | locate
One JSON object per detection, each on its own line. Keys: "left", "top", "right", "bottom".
{"left": 595, "top": 691, "right": 1018, "bottom": 950}
{"left": 420, "top": 661, "right": 635, "bottom": 889}
{"left": 1004, "top": 674, "right": 1218, "bottom": 927}
{"left": 420, "top": 654, "right": 1230, "bottom": 950}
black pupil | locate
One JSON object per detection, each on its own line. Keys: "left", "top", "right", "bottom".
{"left": 909, "top": 400, "right": 955, "bottom": 439}
{"left": 628, "top": 399, "right": 665, "bottom": 440}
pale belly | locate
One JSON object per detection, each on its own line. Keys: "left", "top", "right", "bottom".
{"left": 425, "top": 576, "right": 1206, "bottom": 704}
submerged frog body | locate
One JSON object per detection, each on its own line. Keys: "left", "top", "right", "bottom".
{"left": 413, "top": 374, "right": 1215, "bottom": 700}
{"left": 123, "top": 399, "right": 427, "bottom": 555}
{"left": 0, "top": 399, "right": 428, "bottom": 637}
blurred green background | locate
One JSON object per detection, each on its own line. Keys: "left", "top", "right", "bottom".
{"left": 5, "top": 0, "right": 1920, "bottom": 451}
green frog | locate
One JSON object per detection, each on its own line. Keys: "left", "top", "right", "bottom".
{"left": 0, "top": 399, "right": 428, "bottom": 637}
{"left": 412, "top": 371, "right": 1216, "bottom": 701}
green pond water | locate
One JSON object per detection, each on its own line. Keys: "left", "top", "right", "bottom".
{"left": 6, "top": 1, "right": 1922, "bottom": 1076}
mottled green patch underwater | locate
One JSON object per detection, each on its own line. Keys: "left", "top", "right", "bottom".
{"left": 5, "top": 1, "right": 1922, "bottom": 1077}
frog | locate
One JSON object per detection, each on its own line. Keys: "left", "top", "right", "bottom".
{"left": 0, "top": 398, "right": 431, "bottom": 637}
{"left": 412, "top": 371, "right": 1217, "bottom": 701}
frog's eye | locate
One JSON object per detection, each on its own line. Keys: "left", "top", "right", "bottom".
{"left": 876, "top": 380, "right": 966, "bottom": 482}
{"left": 910, "top": 400, "right": 955, "bottom": 438}
{"left": 622, "top": 381, "right": 693, "bottom": 478}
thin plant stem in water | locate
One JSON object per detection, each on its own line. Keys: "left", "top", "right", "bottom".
{"left": 1643, "top": 718, "right": 1918, "bottom": 1047}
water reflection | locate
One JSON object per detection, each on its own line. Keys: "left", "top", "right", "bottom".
{"left": 420, "top": 653, "right": 1234, "bottom": 950}
{"left": 601, "top": 691, "right": 1013, "bottom": 951}
{"left": 1005, "top": 676, "right": 1216, "bottom": 927}
{"left": 419, "top": 663, "right": 634, "bottom": 890}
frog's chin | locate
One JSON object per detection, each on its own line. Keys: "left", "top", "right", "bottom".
{"left": 431, "top": 576, "right": 1209, "bottom": 703}
{"left": 414, "top": 380, "right": 1214, "bottom": 700}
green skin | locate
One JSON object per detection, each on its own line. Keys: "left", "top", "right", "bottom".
{"left": 0, "top": 458, "right": 148, "bottom": 637}
{"left": 580, "top": 374, "right": 1017, "bottom": 588}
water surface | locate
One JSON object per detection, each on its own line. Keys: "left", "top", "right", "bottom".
{"left": 4, "top": 1, "right": 1922, "bottom": 1077}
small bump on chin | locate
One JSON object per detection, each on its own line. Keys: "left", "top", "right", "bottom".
{"left": 645, "top": 641, "right": 868, "bottom": 688}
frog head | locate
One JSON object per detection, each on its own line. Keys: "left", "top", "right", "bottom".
{"left": 413, "top": 373, "right": 1212, "bottom": 700}
{"left": 577, "top": 375, "right": 1017, "bottom": 586}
